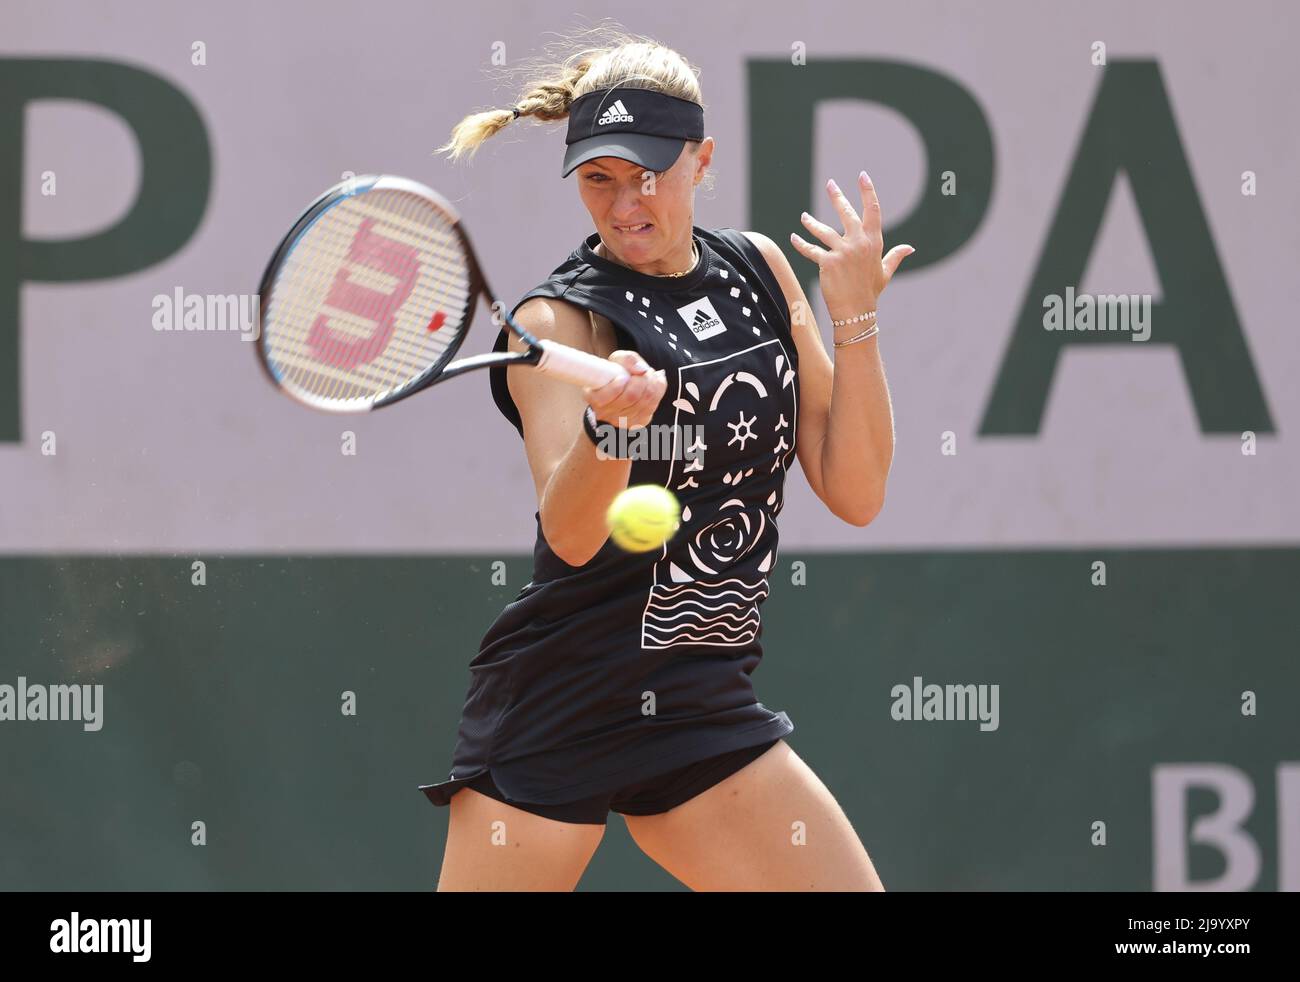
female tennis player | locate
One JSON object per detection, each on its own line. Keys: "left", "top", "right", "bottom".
{"left": 420, "top": 28, "right": 912, "bottom": 891}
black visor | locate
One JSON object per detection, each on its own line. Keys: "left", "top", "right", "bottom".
{"left": 562, "top": 87, "right": 704, "bottom": 178}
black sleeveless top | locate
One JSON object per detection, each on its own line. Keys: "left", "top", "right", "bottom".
{"left": 420, "top": 226, "right": 799, "bottom": 807}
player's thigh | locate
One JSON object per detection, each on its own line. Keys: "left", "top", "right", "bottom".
{"left": 620, "top": 740, "right": 884, "bottom": 891}
{"left": 437, "top": 787, "right": 605, "bottom": 891}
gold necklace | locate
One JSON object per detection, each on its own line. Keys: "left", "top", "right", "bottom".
{"left": 597, "top": 239, "right": 698, "bottom": 277}
{"left": 662, "top": 242, "right": 700, "bottom": 277}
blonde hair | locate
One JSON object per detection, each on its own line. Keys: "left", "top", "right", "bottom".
{"left": 436, "top": 22, "right": 713, "bottom": 191}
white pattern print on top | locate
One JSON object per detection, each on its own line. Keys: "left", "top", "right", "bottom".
{"left": 641, "top": 336, "right": 798, "bottom": 649}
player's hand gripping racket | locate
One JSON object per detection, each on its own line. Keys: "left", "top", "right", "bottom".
{"left": 256, "top": 174, "right": 628, "bottom": 411}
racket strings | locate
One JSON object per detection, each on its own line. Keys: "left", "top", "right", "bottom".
{"left": 271, "top": 198, "right": 463, "bottom": 399}
{"left": 263, "top": 188, "right": 474, "bottom": 408}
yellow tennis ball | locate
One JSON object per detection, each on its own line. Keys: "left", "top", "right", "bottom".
{"left": 606, "top": 484, "right": 682, "bottom": 553}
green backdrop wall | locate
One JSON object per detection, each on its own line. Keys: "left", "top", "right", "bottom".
{"left": 1, "top": 550, "right": 1293, "bottom": 891}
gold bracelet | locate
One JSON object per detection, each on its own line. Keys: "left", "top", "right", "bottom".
{"left": 833, "top": 322, "right": 880, "bottom": 347}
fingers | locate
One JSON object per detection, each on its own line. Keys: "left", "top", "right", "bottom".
{"left": 858, "top": 171, "right": 882, "bottom": 235}
{"left": 582, "top": 350, "right": 644, "bottom": 401}
{"left": 608, "top": 350, "right": 652, "bottom": 375}
{"left": 826, "top": 177, "right": 862, "bottom": 236}
{"left": 798, "top": 209, "right": 841, "bottom": 250}
{"left": 586, "top": 350, "right": 666, "bottom": 429}
{"left": 881, "top": 244, "right": 915, "bottom": 281}
{"left": 789, "top": 231, "right": 829, "bottom": 265}
{"left": 598, "top": 371, "right": 665, "bottom": 429}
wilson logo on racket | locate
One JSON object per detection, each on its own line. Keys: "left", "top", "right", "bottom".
{"left": 307, "top": 218, "right": 418, "bottom": 370}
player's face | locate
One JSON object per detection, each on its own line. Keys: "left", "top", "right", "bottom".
{"left": 576, "top": 138, "right": 712, "bottom": 268}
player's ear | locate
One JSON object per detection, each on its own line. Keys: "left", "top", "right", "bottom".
{"left": 693, "top": 137, "right": 713, "bottom": 186}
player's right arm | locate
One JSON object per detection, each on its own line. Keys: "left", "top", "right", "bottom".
{"left": 505, "top": 298, "right": 667, "bottom": 567}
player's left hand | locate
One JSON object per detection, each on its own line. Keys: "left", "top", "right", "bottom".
{"left": 789, "top": 172, "right": 915, "bottom": 328}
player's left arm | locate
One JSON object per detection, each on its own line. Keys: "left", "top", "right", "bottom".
{"left": 744, "top": 224, "right": 909, "bottom": 526}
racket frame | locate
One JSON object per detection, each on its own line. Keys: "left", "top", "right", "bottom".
{"left": 256, "top": 174, "right": 545, "bottom": 413}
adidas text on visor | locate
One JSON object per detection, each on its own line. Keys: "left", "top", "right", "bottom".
{"left": 562, "top": 87, "right": 705, "bottom": 178}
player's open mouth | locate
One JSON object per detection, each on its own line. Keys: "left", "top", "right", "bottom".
{"left": 615, "top": 223, "right": 654, "bottom": 235}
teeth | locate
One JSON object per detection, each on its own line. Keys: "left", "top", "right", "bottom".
{"left": 622, "top": 224, "right": 651, "bottom": 231}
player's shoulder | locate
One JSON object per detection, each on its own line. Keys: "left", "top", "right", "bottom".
{"left": 513, "top": 294, "right": 590, "bottom": 336}
{"left": 510, "top": 253, "right": 592, "bottom": 334}
{"left": 702, "top": 226, "right": 790, "bottom": 276}
{"left": 736, "top": 229, "right": 791, "bottom": 274}
{"left": 710, "top": 228, "right": 800, "bottom": 318}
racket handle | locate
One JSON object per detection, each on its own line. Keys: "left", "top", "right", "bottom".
{"left": 535, "top": 339, "right": 631, "bottom": 389}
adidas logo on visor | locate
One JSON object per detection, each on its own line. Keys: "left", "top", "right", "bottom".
{"left": 598, "top": 100, "right": 634, "bottom": 125}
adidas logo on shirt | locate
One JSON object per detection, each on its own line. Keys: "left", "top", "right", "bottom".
{"left": 675, "top": 297, "right": 727, "bottom": 341}
{"left": 598, "top": 100, "right": 634, "bottom": 125}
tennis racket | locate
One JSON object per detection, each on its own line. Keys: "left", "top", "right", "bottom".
{"left": 255, "top": 174, "right": 628, "bottom": 412}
